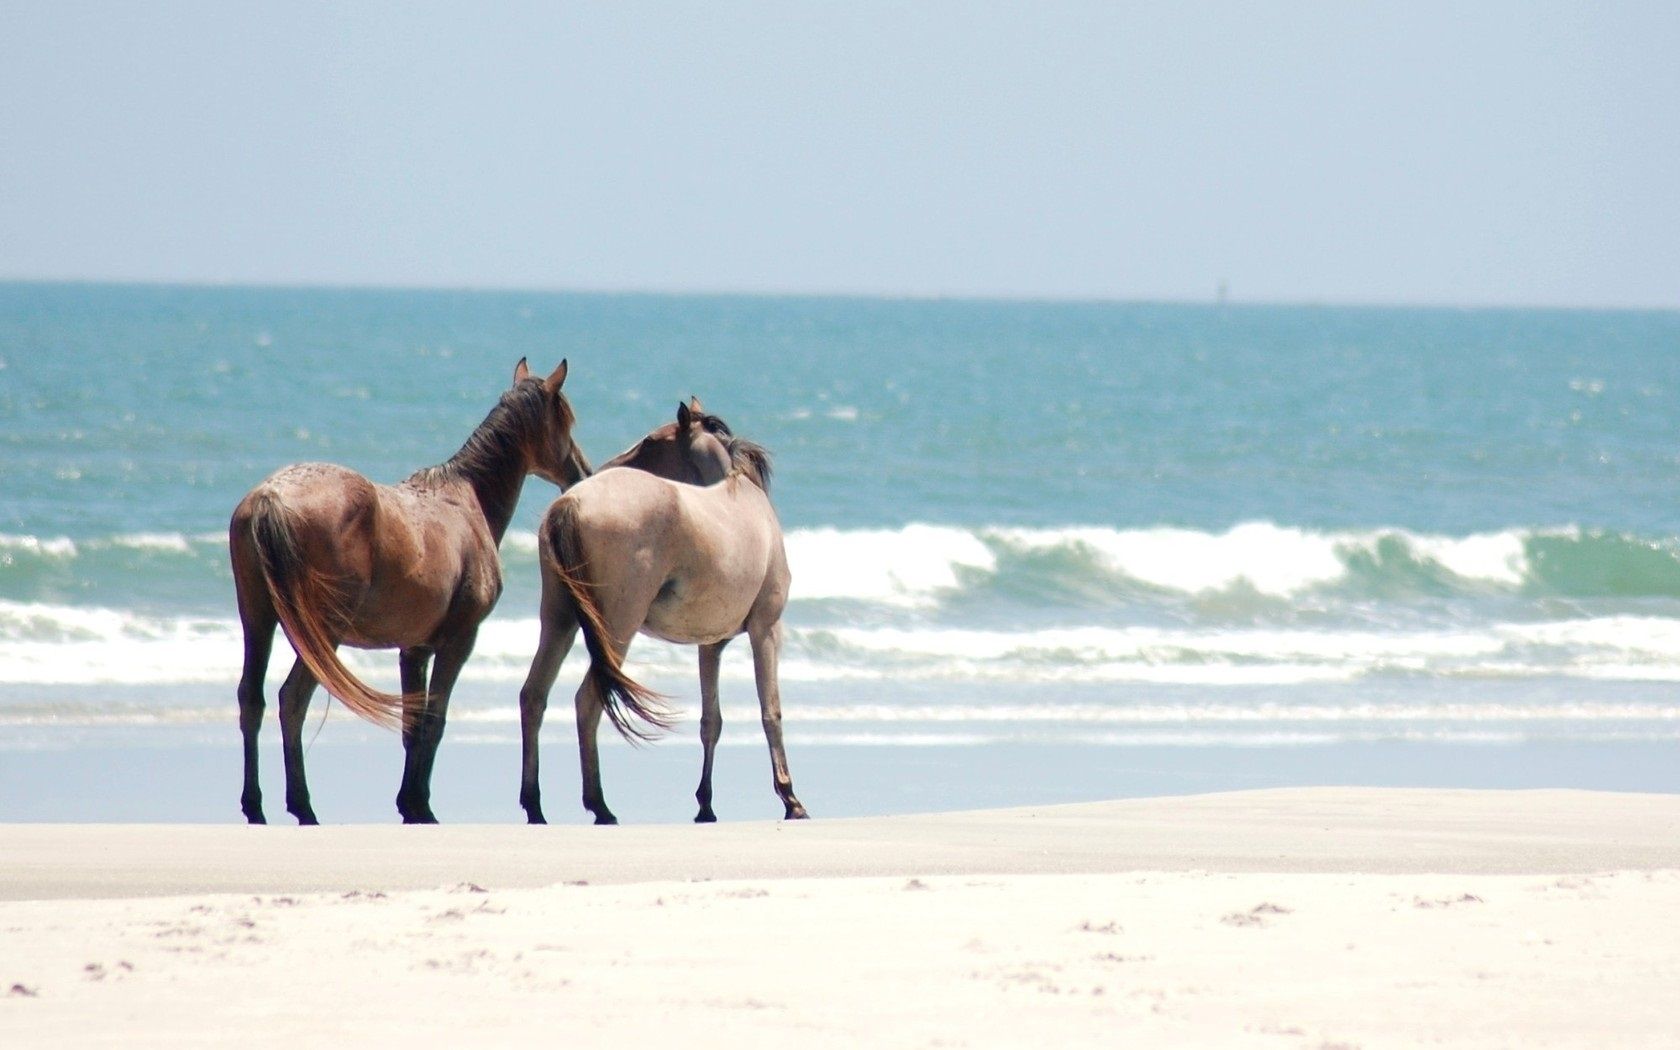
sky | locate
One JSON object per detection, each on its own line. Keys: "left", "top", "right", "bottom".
{"left": 1, "top": 3, "right": 1677, "bottom": 308}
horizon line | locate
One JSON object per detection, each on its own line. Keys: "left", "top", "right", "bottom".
{"left": 2, "top": 274, "right": 1676, "bottom": 316}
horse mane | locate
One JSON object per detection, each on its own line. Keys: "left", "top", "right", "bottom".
{"left": 728, "top": 436, "right": 772, "bottom": 492}
{"left": 407, "top": 379, "right": 568, "bottom": 490}
{"left": 696, "top": 412, "right": 771, "bottom": 493}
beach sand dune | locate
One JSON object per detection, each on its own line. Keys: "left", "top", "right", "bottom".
{"left": 5, "top": 788, "right": 1679, "bottom": 1047}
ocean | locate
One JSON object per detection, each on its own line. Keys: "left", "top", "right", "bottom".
{"left": 3, "top": 283, "right": 1679, "bottom": 823}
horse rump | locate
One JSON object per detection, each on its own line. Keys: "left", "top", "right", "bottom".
{"left": 540, "top": 500, "right": 675, "bottom": 742}
{"left": 240, "top": 490, "right": 409, "bottom": 730}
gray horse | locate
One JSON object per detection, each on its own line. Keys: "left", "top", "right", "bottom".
{"left": 517, "top": 398, "right": 809, "bottom": 825}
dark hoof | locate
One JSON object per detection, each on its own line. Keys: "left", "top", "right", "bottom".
{"left": 785, "top": 804, "right": 810, "bottom": 820}
{"left": 403, "top": 813, "right": 439, "bottom": 825}
{"left": 526, "top": 812, "right": 548, "bottom": 826}
{"left": 695, "top": 808, "right": 717, "bottom": 824}
{"left": 243, "top": 810, "right": 267, "bottom": 825}
{"left": 294, "top": 814, "right": 320, "bottom": 827}
{"left": 592, "top": 813, "right": 619, "bottom": 826}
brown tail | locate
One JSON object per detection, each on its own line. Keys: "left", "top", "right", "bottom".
{"left": 541, "top": 501, "right": 673, "bottom": 742}
{"left": 246, "top": 492, "right": 408, "bottom": 731}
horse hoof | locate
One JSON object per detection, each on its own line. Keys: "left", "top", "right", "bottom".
{"left": 403, "top": 814, "right": 439, "bottom": 825}
{"left": 526, "top": 812, "right": 548, "bottom": 826}
{"left": 695, "top": 808, "right": 717, "bottom": 824}
{"left": 785, "top": 805, "right": 810, "bottom": 821}
{"left": 592, "top": 813, "right": 619, "bottom": 826}
{"left": 295, "top": 814, "right": 320, "bottom": 827}
{"left": 243, "top": 811, "right": 267, "bottom": 825}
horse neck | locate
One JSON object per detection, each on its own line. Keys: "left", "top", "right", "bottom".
{"left": 606, "top": 436, "right": 732, "bottom": 486}
{"left": 435, "top": 437, "right": 531, "bottom": 545}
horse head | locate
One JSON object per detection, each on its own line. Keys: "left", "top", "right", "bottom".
{"left": 604, "top": 396, "right": 735, "bottom": 486}
{"left": 512, "top": 357, "right": 591, "bottom": 488}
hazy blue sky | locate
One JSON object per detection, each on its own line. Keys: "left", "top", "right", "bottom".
{"left": 2, "top": 3, "right": 1676, "bottom": 307}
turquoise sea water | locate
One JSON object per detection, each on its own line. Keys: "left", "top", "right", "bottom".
{"left": 3, "top": 283, "right": 1679, "bottom": 821}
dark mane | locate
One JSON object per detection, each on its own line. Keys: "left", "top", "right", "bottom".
{"left": 696, "top": 412, "right": 770, "bottom": 492}
{"left": 728, "top": 436, "right": 771, "bottom": 492}
{"left": 407, "top": 379, "right": 567, "bottom": 491}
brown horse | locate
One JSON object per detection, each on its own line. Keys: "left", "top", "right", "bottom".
{"left": 230, "top": 359, "right": 588, "bottom": 825}
{"left": 516, "top": 398, "right": 808, "bottom": 825}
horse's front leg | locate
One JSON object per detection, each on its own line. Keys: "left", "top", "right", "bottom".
{"left": 694, "top": 640, "right": 728, "bottom": 822}
{"left": 519, "top": 572, "right": 580, "bottom": 824}
{"left": 395, "top": 647, "right": 432, "bottom": 823}
{"left": 748, "top": 620, "right": 808, "bottom": 820}
{"left": 277, "top": 657, "right": 322, "bottom": 825}
{"left": 401, "top": 630, "right": 477, "bottom": 825}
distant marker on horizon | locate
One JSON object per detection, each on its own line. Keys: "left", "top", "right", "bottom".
{"left": 1216, "top": 279, "right": 1229, "bottom": 304}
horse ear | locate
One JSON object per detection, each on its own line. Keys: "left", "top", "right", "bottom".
{"left": 513, "top": 357, "right": 531, "bottom": 385}
{"left": 543, "top": 358, "right": 569, "bottom": 393}
{"left": 688, "top": 395, "right": 704, "bottom": 416}
{"left": 676, "top": 400, "right": 693, "bottom": 430}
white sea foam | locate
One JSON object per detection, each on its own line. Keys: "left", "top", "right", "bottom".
{"left": 9, "top": 697, "right": 1679, "bottom": 740}
{"left": 1406, "top": 530, "right": 1532, "bottom": 586}
{"left": 9, "top": 600, "right": 1680, "bottom": 688}
{"left": 501, "top": 530, "right": 541, "bottom": 555}
{"left": 3, "top": 522, "right": 1652, "bottom": 607}
{"left": 0, "top": 534, "right": 78, "bottom": 558}
{"left": 108, "top": 532, "right": 196, "bottom": 553}
{"left": 782, "top": 525, "right": 996, "bottom": 605}
{"left": 772, "top": 521, "right": 1577, "bottom": 603}
{"left": 0, "top": 531, "right": 226, "bottom": 560}
{"left": 992, "top": 522, "right": 1347, "bottom": 596}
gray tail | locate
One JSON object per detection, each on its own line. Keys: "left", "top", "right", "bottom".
{"left": 540, "top": 502, "right": 673, "bottom": 742}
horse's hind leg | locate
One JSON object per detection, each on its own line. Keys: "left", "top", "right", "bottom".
{"left": 395, "top": 647, "right": 432, "bottom": 824}
{"left": 236, "top": 604, "right": 277, "bottom": 825}
{"left": 575, "top": 672, "right": 616, "bottom": 825}
{"left": 694, "top": 640, "right": 728, "bottom": 823}
{"left": 277, "top": 657, "right": 322, "bottom": 825}
{"left": 576, "top": 598, "right": 658, "bottom": 824}
{"left": 574, "top": 626, "right": 640, "bottom": 826}
{"left": 404, "top": 629, "right": 478, "bottom": 825}
{"left": 520, "top": 578, "right": 579, "bottom": 824}
{"left": 748, "top": 620, "right": 808, "bottom": 820}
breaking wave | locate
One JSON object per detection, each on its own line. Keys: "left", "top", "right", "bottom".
{"left": 7, "top": 523, "right": 1680, "bottom": 609}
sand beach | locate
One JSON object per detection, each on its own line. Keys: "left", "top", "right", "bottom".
{"left": 5, "top": 787, "right": 1679, "bottom": 1047}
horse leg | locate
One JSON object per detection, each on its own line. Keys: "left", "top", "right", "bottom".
{"left": 574, "top": 672, "right": 616, "bottom": 825}
{"left": 236, "top": 606, "right": 277, "bottom": 825}
{"left": 575, "top": 605, "right": 651, "bottom": 825}
{"left": 395, "top": 647, "right": 432, "bottom": 823}
{"left": 694, "top": 640, "right": 728, "bottom": 823}
{"left": 277, "top": 657, "right": 322, "bottom": 825}
{"left": 748, "top": 620, "right": 808, "bottom": 820}
{"left": 405, "top": 629, "right": 477, "bottom": 825}
{"left": 519, "top": 579, "right": 579, "bottom": 824}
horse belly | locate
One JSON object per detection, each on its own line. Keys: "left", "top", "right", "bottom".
{"left": 640, "top": 573, "right": 758, "bottom": 645}
{"left": 338, "top": 596, "right": 452, "bottom": 649}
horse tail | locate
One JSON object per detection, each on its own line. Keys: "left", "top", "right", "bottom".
{"left": 246, "top": 492, "right": 407, "bottom": 731}
{"left": 541, "top": 500, "right": 673, "bottom": 742}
